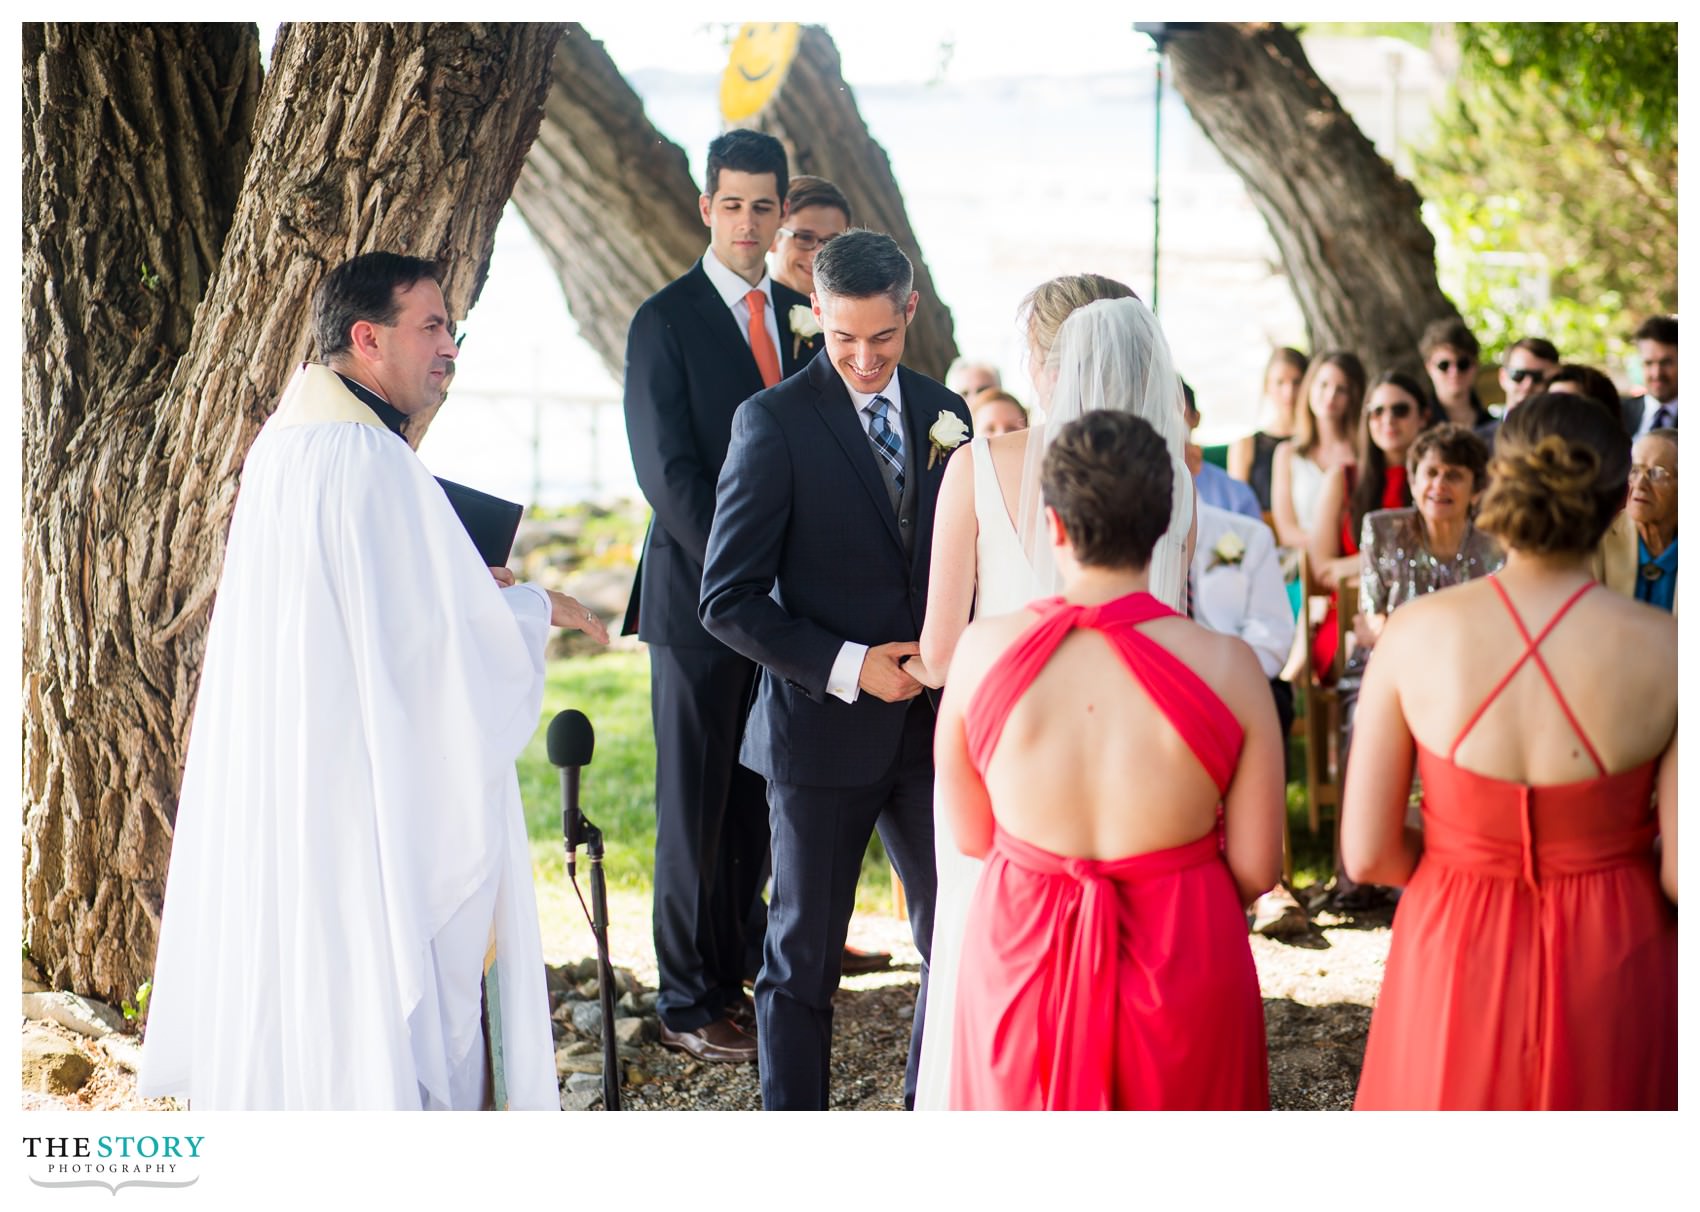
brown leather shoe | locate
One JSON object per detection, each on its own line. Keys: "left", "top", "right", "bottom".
{"left": 658, "top": 1016, "right": 756, "bottom": 1064}
{"left": 841, "top": 944, "right": 892, "bottom": 975}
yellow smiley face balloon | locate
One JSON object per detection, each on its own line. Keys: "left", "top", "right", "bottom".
{"left": 720, "top": 22, "right": 801, "bottom": 123}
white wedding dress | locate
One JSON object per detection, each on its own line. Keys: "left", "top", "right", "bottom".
{"left": 914, "top": 436, "right": 1042, "bottom": 1109}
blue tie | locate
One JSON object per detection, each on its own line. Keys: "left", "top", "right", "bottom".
{"left": 867, "top": 395, "right": 905, "bottom": 500}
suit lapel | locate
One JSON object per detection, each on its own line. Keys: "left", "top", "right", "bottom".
{"left": 902, "top": 368, "right": 948, "bottom": 580}
{"left": 773, "top": 282, "right": 817, "bottom": 377}
{"left": 685, "top": 262, "right": 767, "bottom": 397}
{"left": 809, "top": 358, "right": 905, "bottom": 551}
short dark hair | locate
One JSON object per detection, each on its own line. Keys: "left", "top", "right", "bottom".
{"left": 1507, "top": 336, "right": 1560, "bottom": 363}
{"left": 1546, "top": 363, "right": 1621, "bottom": 417}
{"left": 1408, "top": 421, "right": 1491, "bottom": 493}
{"left": 811, "top": 229, "right": 914, "bottom": 311}
{"left": 1419, "top": 316, "right": 1480, "bottom": 360}
{"left": 704, "top": 129, "right": 788, "bottom": 203}
{"left": 785, "top": 174, "right": 851, "bottom": 223}
{"left": 1478, "top": 392, "right": 1630, "bottom": 555}
{"left": 1634, "top": 314, "right": 1677, "bottom": 346}
{"left": 1180, "top": 378, "right": 1198, "bottom": 421}
{"left": 1041, "top": 411, "right": 1173, "bottom": 570}
{"left": 312, "top": 252, "right": 441, "bottom": 359}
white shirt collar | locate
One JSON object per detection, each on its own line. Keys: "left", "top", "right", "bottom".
{"left": 846, "top": 373, "right": 903, "bottom": 418}
{"left": 701, "top": 248, "right": 773, "bottom": 311}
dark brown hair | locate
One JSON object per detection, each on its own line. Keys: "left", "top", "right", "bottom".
{"left": 1292, "top": 350, "right": 1366, "bottom": 458}
{"left": 1350, "top": 370, "right": 1428, "bottom": 535}
{"left": 1408, "top": 422, "right": 1491, "bottom": 493}
{"left": 1477, "top": 392, "right": 1630, "bottom": 555}
{"left": 1545, "top": 363, "right": 1621, "bottom": 418}
{"left": 1419, "top": 316, "right": 1480, "bottom": 360}
{"left": 1042, "top": 411, "right": 1172, "bottom": 570}
{"left": 1633, "top": 315, "right": 1677, "bottom": 346}
{"left": 312, "top": 252, "right": 441, "bottom": 359}
{"left": 785, "top": 174, "right": 851, "bottom": 224}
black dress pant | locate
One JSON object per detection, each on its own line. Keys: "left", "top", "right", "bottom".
{"left": 756, "top": 699, "right": 937, "bottom": 1110}
{"left": 649, "top": 643, "right": 770, "bottom": 1032}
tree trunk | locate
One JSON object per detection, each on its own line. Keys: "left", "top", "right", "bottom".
{"left": 1164, "top": 23, "right": 1458, "bottom": 374}
{"left": 510, "top": 24, "right": 703, "bottom": 382}
{"left": 754, "top": 25, "right": 959, "bottom": 381}
{"left": 22, "top": 20, "right": 562, "bottom": 1004}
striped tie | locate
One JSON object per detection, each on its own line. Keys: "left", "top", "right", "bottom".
{"left": 867, "top": 394, "right": 905, "bottom": 501}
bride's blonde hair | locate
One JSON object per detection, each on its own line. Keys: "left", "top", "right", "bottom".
{"left": 1020, "top": 273, "right": 1138, "bottom": 369}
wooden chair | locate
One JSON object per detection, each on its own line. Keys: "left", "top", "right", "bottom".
{"left": 1297, "top": 550, "right": 1357, "bottom": 835}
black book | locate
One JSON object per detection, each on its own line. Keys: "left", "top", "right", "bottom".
{"left": 436, "top": 478, "right": 524, "bottom": 566}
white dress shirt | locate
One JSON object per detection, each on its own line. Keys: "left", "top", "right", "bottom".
{"left": 826, "top": 375, "right": 907, "bottom": 704}
{"left": 1190, "top": 504, "right": 1295, "bottom": 679}
{"left": 701, "top": 248, "right": 781, "bottom": 360}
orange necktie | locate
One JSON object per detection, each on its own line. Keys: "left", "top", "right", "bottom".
{"left": 745, "top": 289, "right": 782, "bottom": 388}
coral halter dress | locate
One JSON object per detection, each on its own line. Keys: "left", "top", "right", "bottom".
{"left": 949, "top": 592, "right": 1269, "bottom": 1110}
{"left": 1354, "top": 579, "right": 1677, "bottom": 1109}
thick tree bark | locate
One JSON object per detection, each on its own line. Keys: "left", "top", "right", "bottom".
{"left": 23, "top": 20, "right": 562, "bottom": 1004}
{"left": 754, "top": 25, "right": 958, "bottom": 381}
{"left": 511, "top": 24, "right": 703, "bottom": 382}
{"left": 1164, "top": 23, "right": 1458, "bottom": 373}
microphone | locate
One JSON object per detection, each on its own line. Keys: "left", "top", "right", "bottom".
{"left": 546, "top": 709, "right": 595, "bottom": 876}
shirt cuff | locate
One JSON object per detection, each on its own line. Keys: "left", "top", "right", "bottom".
{"left": 827, "top": 641, "right": 867, "bottom": 704}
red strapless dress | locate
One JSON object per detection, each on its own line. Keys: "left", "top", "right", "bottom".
{"left": 1354, "top": 579, "right": 1677, "bottom": 1109}
{"left": 949, "top": 592, "right": 1269, "bottom": 1110}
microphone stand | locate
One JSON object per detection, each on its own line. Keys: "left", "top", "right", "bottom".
{"left": 577, "top": 817, "right": 622, "bottom": 1111}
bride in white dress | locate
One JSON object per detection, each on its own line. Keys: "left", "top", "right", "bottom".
{"left": 904, "top": 277, "right": 1195, "bottom": 1108}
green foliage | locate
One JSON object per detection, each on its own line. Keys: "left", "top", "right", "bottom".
{"left": 122, "top": 980, "right": 152, "bottom": 1025}
{"left": 1456, "top": 23, "right": 1677, "bottom": 153}
{"left": 1300, "top": 23, "right": 1431, "bottom": 48}
{"left": 1413, "top": 25, "right": 1676, "bottom": 370}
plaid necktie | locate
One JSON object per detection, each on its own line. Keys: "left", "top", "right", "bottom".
{"left": 867, "top": 394, "right": 905, "bottom": 500}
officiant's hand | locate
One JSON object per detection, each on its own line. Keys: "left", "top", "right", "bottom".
{"left": 489, "top": 565, "right": 516, "bottom": 587}
{"left": 860, "top": 642, "right": 924, "bottom": 702}
{"left": 547, "top": 591, "right": 611, "bottom": 645}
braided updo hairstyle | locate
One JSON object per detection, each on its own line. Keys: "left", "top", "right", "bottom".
{"left": 1476, "top": 392, "right": 1630, "bottom": 556}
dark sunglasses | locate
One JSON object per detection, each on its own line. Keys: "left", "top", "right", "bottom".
{"left": 1434, "top": 357, "right": 1475, "bottom": 374}
{"left": 1366, "top": 401, "right": 1416, "bottom": 421}
{"left": 1505, "top": 367, "right": 1546, "bottom": 384}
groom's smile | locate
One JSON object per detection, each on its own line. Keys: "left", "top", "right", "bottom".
{"left": 816, "top": 290, "right": 920, "bottom": 396}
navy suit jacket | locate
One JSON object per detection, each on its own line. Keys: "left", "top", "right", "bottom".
{"left": 622, "top": 261, "right": 813, "bottom": 645}
{"left": 700, "top": 354, "right": 972, "bottom": 787}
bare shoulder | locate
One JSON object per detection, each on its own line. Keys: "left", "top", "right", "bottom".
{"left": 1143, "top": 615, "right": 1268, "bottom": 709}
{"left": 954, "top": 608, "right": 1041, "bottom": 680}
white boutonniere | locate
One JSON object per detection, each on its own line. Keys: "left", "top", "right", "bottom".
{"left": 927, "top": 413, "right": 971, "bottom": 470}
{"left": 1208, "top": 531, "right": 1247, "bottom": 570}
{"left": 789, "top": 304, "right": 821, "bottom": 359}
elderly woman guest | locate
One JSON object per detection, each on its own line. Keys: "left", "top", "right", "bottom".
{"left": 1343, "top": 394, "right": 1676, "bottom": 1108}
{"left": 937, "top": 412, "right": 1283, "bottom": 1109}
{"left": 1627, "top": 428, "right": 1677, "bottom": 612}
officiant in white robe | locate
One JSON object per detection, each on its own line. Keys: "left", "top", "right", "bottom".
{"left": 139, "top": 254, "right": 603, "bottom": 1110}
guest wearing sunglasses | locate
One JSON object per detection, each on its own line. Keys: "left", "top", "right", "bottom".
{"left": 1420, "top": 317, "right": 1491, "bottom": 430}
{"left": 769, "top": 175, "right": 851, "bottom": 300}
{"left": 1479, "top": 336, "right": 1560, "bottom": 444}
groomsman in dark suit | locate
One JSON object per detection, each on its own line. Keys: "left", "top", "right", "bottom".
{"left": 701, "top": 231, "right": 972, "bottom": 1109}
{"left": 623, "top": 130, "right": 816, "bottom": 1064}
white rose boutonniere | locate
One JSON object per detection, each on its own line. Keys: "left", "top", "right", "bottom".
{"left": 789, "top": 304, "right": 822, "bottom": 359}
{"left": 927, "top": 413, "right": 971, "bottom": 470}
{"left": 1208, "top": 530, "right": 1247, "bottom": 570}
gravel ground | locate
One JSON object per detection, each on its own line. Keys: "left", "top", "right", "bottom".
{"left": 23, "top": 889, "right": 1391, "bottom": 1113}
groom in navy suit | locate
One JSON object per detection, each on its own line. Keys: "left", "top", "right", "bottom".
{"left": 701, "top": 230, "right": 971, "bottom": 1109}
{"left": 623, "top": 130, "right": 816, "bottom": 1064}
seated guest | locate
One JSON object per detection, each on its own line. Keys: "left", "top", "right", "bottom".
{"left": 1307, "top": 370, "right": 1428, "bottom": 678}
{"left": 1230, "top": 346, "right": 1309, "bottom": 513}
{"left": 1546, "top": 362, "right": 1621, "bottom": 418}
{"left": 1420, "top": 316, "right": 1491, "bottom": 430}
{"left": 1624, "top": 314, "right": 1677, "bottom": 436}
{"left": 1479, "top": 336, "right": 1559, "bottom": 444}
{"left": 946, "top": 357, "right": 1001, "bottom": 401}
{"left": 1184, "top": 379, "right": 1261, "bottom": 519}
{"left": 1270, "top": 351, "right": 1363, "bottom": 550}
{"left": 1343, "top": 393, "right": 1676, "bottom": 1108}
{"left": 970, "top": 389, "right": 1028, "bottom": 437}
{"left": 1628, "top": 428, "right": 1678, "bottom": 613}
{"left": 936, "top": 412, "right": 1283, "bottom": 1110}
{"left": 1191, "top": 502, "right": 1307, "bottom": 936}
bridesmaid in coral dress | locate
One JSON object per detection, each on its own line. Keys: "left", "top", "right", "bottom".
{"left": 934, "top": 412, "right": 1286, "bottom": 1110}
{"left": 1343, "top": 393, "right": 1678, "bottom": 1110}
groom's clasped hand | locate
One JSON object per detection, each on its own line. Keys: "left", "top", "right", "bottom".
{"left": 861, "top": 640, "right": 925, "bottom": 701}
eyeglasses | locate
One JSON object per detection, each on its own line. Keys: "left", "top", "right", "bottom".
{"left": 778, "top": 228, "right": 838, "bottom": 251}
{"left": 1433, "top": 357, "right": 1475, "bottom": 374}
{"left": 1366, "top": 401, "right": 1416, "bottom": 421}
{"left": 1629, "top": 463, "right": 1675, "bottom": 487}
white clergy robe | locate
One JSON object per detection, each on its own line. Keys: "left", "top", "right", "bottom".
{"left": 139, "top": 363, "right": 557, "bottom": 1110}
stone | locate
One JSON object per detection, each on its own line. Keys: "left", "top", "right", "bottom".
{"left": 614, "top": 1016, "right": 651, "bottom": 1047}
{"left": 97, "top": 1035, "right": 145, "bottom": 1074}
{"left": 23, "top": 1028, "right": 93, "bottom": 1094}
{"left": 638, "top": 991, "right": 659, "bottom": 1012}
{"left": 551, "top": 1001, "right": 573, "bottom": 1023}
{"left": 575, "top": 978, "right": 600, "bottom": 1000}
{"left": 571, "top": 957, "right": 599, "bottom": 982}
{"left": 570, "top": 1001, "right": 603, "bottom": 1038}
{"left": 624, "top": 1064, "right": 651, "bottom": 1086}
{"left": 22, "top": 991, "right": 127, "bottom": 1039}
{"left": 22, "top": 979, "right": 48, "bottom": 994}
{"left": 559, "top": 1088, "right": 600, "bottom": 1111}
{"left": 561, "top": 1040, "right": 598, "bottom": 1057}
{"left": 555, "top": 1050, "right": 606, "bottom": 1077}
{"left": 616, "top": 991, "right": 643, "bottom": 1018}
{"left": 565, "top": 1071, "right": 603, "bottom": 1094}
